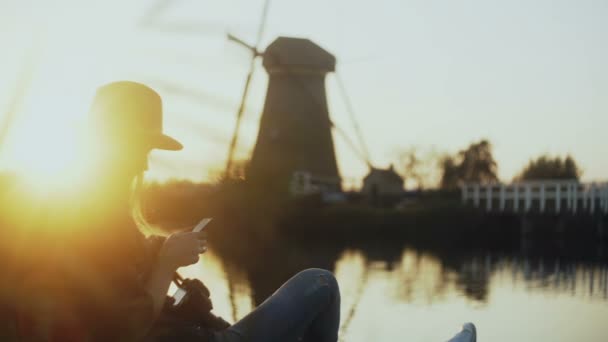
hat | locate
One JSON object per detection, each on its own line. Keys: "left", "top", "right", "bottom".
{"left": 90, "top": 81, "right": 182, "bottom": 151}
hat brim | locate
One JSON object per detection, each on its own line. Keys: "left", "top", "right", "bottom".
{"left": 154, "top": 134, "right": 183, "bottom": 151}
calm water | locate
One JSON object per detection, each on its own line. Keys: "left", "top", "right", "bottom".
{"left": 174, "top": 243, "right": 608, "bottom": 342}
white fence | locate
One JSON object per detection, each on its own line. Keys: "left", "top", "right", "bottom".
{"left": 461, "top": 180, "right": 608, "bottom": 214}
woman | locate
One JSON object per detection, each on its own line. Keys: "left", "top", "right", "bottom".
{"left": 14, "top": 81, "right": 340, "bottom": 342}
{"left": 16, "top": 81, "right": 475, "bottom": 342}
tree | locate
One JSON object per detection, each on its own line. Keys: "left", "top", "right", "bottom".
{"left": 397, "top": 146, "right": 443, "bottom": 190}
{"left": 440, "top": 139, "right": 499, "bottom": 189}
{"left": 439, "top": 156, "right": 460, "bottom": 190}
{"left": 516, "top": 155, "right": 581, "bottom": 181}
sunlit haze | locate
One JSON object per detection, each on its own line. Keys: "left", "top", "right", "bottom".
{"left": 1, "top": 0, "right": 606, "bottom": 189}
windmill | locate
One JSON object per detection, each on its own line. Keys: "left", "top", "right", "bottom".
{"left": 245, "top": 34, "right": 378, "bottom": 193}
{"left": 139, "top": 0, "right": 375, "bottom": 189}
{"left": 222, "top": 2, "right": 375, "bottom": 191}
{"left": 223, "top": 0, "right": 271, "bottom": 178}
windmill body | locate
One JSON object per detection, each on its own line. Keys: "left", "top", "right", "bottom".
{"left": 248, "top": 37, "right": 341, "bottom": 192}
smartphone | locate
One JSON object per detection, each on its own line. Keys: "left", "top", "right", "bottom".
{"left": 193, "top": 217, "right": 212, "bottom": 233}
{"left": 172, "top": 287, "right": 187, "bottom": 306}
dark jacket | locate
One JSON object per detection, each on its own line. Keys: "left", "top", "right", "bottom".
{"left": 14, "top": 215, "right": 159, "bottom": 341}
{"left": 14, "top": 214, "right": 223, "bottom": 342}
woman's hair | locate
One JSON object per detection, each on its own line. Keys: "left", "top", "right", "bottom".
{"left": 130, "top": 172, "right": 164, "bottom": 237}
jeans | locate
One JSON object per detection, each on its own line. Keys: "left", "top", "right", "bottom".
{"left": 211, "top": 268, "right": 341, "bottom": 342}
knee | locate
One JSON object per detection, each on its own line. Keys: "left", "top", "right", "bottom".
{"left": 296, "top": 268, "right": 340, "bottom": 300}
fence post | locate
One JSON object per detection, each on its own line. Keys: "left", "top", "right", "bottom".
{"left": 525, "top": 184, "right": 532, "bottom": 212}
{"left": 500, "top": 184, "right": 506, "bottom": 211}
{"left": 583, "top": 185, "right": 589, "bottom": 212}
{"left": 486, "top": 185, "right": 492, "bottom": 211}
{"left": 514, "top": 184, "right": 520, "bottom": 212}
{"left": 540, "top": 183, "right": 546, "bottom": 213}
{"left": 573, "top": 183, "right": 578, "bottom": 213}
{"left": 555, "top": 183, "right": 561, "bottom": 212}
{"left": 590, "top": 184, "right": 596, "bottom": 214}
{"left": 567, "top": 183, "right": 572, "bottom": 212}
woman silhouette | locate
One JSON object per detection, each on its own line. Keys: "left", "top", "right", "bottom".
{"left": 23, "top": 81, "right": 341, "bottom": 342}
{"left": 14, "top": 81, "right": 475, "bottom": 342}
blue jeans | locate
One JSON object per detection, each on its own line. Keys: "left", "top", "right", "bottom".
{"left": 211, "top": 268, "right": 341, "bottom": 342}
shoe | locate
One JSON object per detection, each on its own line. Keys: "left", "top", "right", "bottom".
{"left": 446, "top": 322, "right": 476, "bottom": 342}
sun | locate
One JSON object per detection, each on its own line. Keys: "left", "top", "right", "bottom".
{"left": 1, "top": 106, "right": 96, "bottom": 196}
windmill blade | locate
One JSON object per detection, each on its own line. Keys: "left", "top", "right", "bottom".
{"left": 227, "top": 34, "right": 256, "bottom": 54}
{"left": 134, "top": 48, "right": 244, "bottom": 71}
{"left": 224, "top": 0, "right": 271, "bottom": 176}
{"left": 334, "top": 71, "right": 372, "bottom": 166}
{"left": 338, "top": 261, "right": 371, "bottom": 341}
{"left": 331, "top": 121, "right": 371, "bottom": 168}
{"left": 140, "top": 20, "right": 226, "bottom": 37}
{"left": 224, "top": 59, "right": 256, "bottom": 175}
{"left": 149, "top": 80, "right": 257, "bottom": 148}
{"left": 255, "top": 0, "right": 271, "bottom": 47}
{"left": 171, "top": 113, "right": 232, "bottom": 147}
{"left": 150, "top": 79, "right": 260, "bottom": 128}
{"left": 149, "top": 79, "right": 238, "bottom": 113}
{"left": 175, "top": 111, "right": 253, "bottom": 154}
{"left": 139, "top": 0, "right": 173, "bottom": 25}
{"left": 139, "top": 0, "right": 225, "bottom": 37}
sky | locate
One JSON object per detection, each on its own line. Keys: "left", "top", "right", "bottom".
{"left": 0, "top": 0, "right": 606, "bottom": 189}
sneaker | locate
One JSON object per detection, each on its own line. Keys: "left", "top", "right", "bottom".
{"left": 446, "top": 322, "right": 476, "bottom": 342}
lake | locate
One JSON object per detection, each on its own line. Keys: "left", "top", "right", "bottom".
{"left": 174, "top": 242, "right": 608, "bottom": 342}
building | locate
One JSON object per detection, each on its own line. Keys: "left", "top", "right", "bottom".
{"left": 362, "top": 165, "right": 404, "bottom": 204}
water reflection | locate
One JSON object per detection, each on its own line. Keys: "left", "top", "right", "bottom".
{"left": 181, "top": 243, "right": 608, "bottom": 341}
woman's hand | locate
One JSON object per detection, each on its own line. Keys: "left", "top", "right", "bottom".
{"left": 158, "top": 230, "right": 207, "bottom": 269}
{"left": 146, "top": 230, "right": 206, "bottom": 317}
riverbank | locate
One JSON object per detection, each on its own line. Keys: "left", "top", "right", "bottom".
{"left": 143, "top": 181, "right": 607, "bottom": 265}
{"left": 145, "top": 181, "right": 608, "bottom": 253}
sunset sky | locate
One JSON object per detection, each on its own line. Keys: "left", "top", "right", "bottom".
{"left": 0, "top": 0, "right": 606, "bottom": 189}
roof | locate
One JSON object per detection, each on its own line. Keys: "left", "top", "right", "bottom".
{"left": 263, "top": 36, "right": 336, "bottom": 71}
{"left": 363, "top": 167, "right": 403, "bottom": 184}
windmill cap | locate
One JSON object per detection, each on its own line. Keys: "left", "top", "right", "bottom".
{"left": 263, "top": 37, "right": 336, "bottom": 71}
{"left": 90, "top": 81, "right": 182, "bottom": 151}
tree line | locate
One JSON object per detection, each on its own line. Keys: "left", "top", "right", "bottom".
{"left": 397, "top": 139, "right": 582, "bottom": 190}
